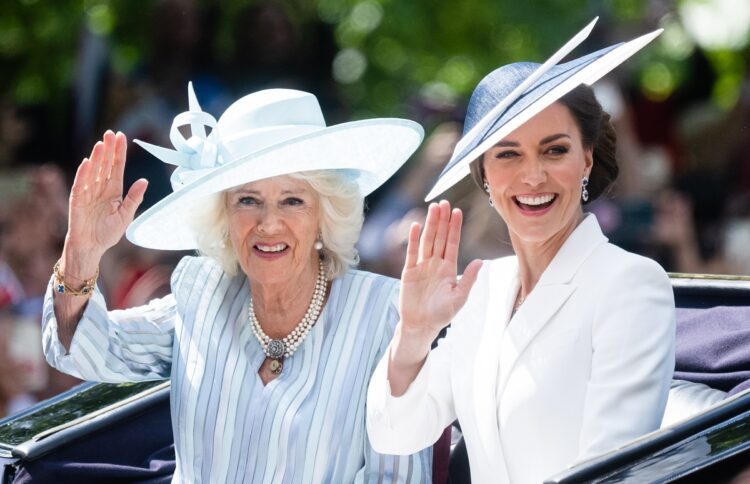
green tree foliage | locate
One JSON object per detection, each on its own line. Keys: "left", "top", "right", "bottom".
{"left": 323, "top": 0, "right": 644, "bottom": 117}
{"left": 0, "top": 0, "right": 82, "bottom": 107}
{"left": 2, "top": 0, "right": 748, "bottom": 121}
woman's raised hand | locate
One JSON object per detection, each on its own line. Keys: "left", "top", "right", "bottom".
{"left": 65, "top": 131, "right": 148, "bottom": 265}
{"left": 399, "top": 200, "right": 482, "bottom": 341}
{"left": 54, "top": 131, "right": 147, "bottom": 348}
{"left": 387, "top": 200, "right": 481, "bottom": 396}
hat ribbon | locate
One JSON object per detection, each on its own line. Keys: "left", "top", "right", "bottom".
{"left": 134, "top": 82, "right": 225, "bottom": 189}
{"left": 168, "top": 110, "right": 221, "bottom": 171}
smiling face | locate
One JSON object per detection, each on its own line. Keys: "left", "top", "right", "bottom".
{"left": 481, "top": 102, "right": 593, "bottom": 246}
{"left": 225, "top": 175, "right": 321, "bottom": 287}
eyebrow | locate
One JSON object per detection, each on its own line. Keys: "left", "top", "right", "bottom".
{"left": 540, "top": 133, "right": 570, "bottom": 144}
{"left": 493, "top": 133, "right": 571, "bottom": 148}
{"left": 230, "top": 188, "right": 307, "bottom": 195}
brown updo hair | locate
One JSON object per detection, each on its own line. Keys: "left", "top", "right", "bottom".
{"left": 469, "top": 84, "right": 618, "bottom": 204}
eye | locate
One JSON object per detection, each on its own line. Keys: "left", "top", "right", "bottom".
{"left": 546, "top": 145, "right": 569, "bottom": 156}
{"left": 495, "top": 150, "right": 519, "bottom": 159}
{"left": 282, "top": 197, "right": 305, "bottom": 207}
{"left": 238, "top": 196, "right": 260, "bottom": 206}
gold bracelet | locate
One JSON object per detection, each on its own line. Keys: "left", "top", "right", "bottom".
{"left": 53, "top": 259, "right": 98, "bottom": 298}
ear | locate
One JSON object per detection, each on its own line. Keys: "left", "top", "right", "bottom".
{"left": 583, "top": 147, "right": 594, "bottom": 177}
{"left": 469, "top": 155, "right": 488, "bottom": 191}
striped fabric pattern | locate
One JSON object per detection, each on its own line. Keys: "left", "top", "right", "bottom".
{"left": 42, "top": 256, "right": 431, "bottom": 483}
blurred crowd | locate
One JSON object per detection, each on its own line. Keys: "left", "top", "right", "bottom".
{"left": 1, "top": 0, "right": 749, "bottom": 417}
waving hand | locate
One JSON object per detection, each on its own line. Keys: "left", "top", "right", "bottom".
{"left": 55, "top": 131, "right": 148, "bottom": 349}
{"left": 387, "top": 200, "right": 482, "bottom": 396}
{"left": 66, "top": 131, "right": 148, "bottom": 261}
{"left": 399, "top": 200, "right": 483, "bottom": 339}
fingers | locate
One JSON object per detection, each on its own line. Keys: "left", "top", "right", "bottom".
{"left": 110, "top": 131, "right": 128, "bottom": 185}
{"left": 89, "top": 141, "right": 104, "bottom": 188}
{"left": 432, "top": 200, "right": 451, "bottom": 259}
{"left": 71, "top": 158, "right": 93, "bottom": 195}
{"left": 443, "top": 208, "right": 463, "bottom": 263}
{"left": 417, "top": 203, "right": 439, "bottom": 261}
{"left": 457, "top": 259, "right": 483, "bottom": 297}
{"left": 84, "top": 130, "right": 123, "bottom": 198}
{"left": 417, "top": 200, "right": 456, "bottom": 262}
{"left": 101, "top": 130, "right": 116, "bottom": 181}
{"left": 403, "top": 222, "right": 420, "bottom": 270}
{"left": 121, "top": 179, "right": 149, "bottom": 221}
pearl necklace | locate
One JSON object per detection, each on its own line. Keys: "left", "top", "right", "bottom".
{"left": 249, "top": 259, "right": 327, "bottom": 374}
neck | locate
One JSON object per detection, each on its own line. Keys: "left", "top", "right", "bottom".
{"left": 511, "top": 211, "right": 584, "bottom": 298}
{"left": 250, "top": 258, "right": 320, "bottom": 339}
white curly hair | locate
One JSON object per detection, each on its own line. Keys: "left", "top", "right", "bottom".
{"left": 188, "top": 170, "right": 364, "bottom": 279}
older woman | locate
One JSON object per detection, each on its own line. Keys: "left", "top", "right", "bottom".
{"left": 43, "top": 86, "right": 431, "bottom": 482}
{"left": 367, "top": 21, "right": 675, "bottom": 483}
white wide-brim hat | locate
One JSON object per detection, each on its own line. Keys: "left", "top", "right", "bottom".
{"left": 126, "top": 85, "right": 424, "bottom": 250}
{"left": 425, "top": 18, "right": 662, "bottom": 201}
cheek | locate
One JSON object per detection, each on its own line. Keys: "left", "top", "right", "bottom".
{"left": 483, "top": 165, "right": 513, "bottom": 191}
{"left": 292, "top": 216, "right": 319, "bottom": 247}
{"left": 294, "top": 205, "right": 320, "bottom": 237}
{"left": 547, "top": 155, "right": 588, "bottom": 193}
{"left": 227, "top": 212, "right": 256, "bottom": 244}
{"left": 563, "top": 169, "right": 587, "bottom": 195}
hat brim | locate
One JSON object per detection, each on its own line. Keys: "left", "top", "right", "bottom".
{"left": 425, "top": 29, "right": 662, "bottom": 201}
{"left": 126, "top": 118, "right": 423, "bottom": 250}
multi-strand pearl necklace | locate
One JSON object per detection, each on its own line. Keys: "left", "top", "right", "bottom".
{"left": 249, "top": 259, "right": 327, "bottom": 374}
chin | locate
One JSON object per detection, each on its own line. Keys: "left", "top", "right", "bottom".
{"left": 508, "top": 218, "right": 563, "bottom": 243}
{"left": 515, "top": 231, "right": 556, "bottom": 245}
{"left": 246, "top": 269, "right": 286, "bottom": 286}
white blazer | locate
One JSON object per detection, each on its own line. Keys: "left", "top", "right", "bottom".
{"left": 367, "top": 215, "right": 675, "bottom": 484}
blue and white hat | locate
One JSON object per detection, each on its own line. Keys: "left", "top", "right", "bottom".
{"left": 425, "top": 18, "right": 662, "bottom": 201}
{"left": 126, "top": 85, "right": 424, "bottom": 250}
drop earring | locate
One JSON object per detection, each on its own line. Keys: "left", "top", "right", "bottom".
{"left": 581, "top": 176, "right": 589, "bottom": 202}
{"left": 483, "top": 181, "right": 494, "bottom": 206}
{"left": 314, "top": 234, "right": 323, "bottom": 250}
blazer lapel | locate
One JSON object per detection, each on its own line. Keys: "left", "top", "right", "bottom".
{"left": 496, "top": 214, "right": 607, "bottom": 401}
{"left": 496, "top": 285, "right": 575, "bottom": 399}
{"left": 472, "top": 259, "right": 517, "bottom": 476}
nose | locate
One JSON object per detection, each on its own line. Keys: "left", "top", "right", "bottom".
{"left": 520, "top": 156, "right": 546, "bottom": 187}
{"left": 256, "top": 206, "right": 283, "bottom": 234}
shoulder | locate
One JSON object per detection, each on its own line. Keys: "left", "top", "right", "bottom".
{"left": 171, "top": 255, "right": 223, "bottom": 283}
{"left": 333, "top": 269, "right": 400, "bottom": 333}
{"left": 583, "top": 244, "right": 675, "bottom": 347}
{"left": 336, "top": 269, "right": 399, "bottom": 299}
{"left": 589, "top": 243, "right": 669, "bottom": 283}
{"left": 583, "top": 243, "right": 673, "bottom": 306}
{"left": 170, "top": 255, "right": 238, "bottom": 302}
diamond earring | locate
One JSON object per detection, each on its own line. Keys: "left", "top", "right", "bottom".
{"left": 581, "top": 176, "right": 589, "bottom": 202}
{"left": 483, "top": 181, "right": 494, "bottom": 206}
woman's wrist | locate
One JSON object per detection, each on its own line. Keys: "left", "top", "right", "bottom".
{"left": 389, "top": 323, "right": 434, "bottom": 369}
{"left": 60, "top": 240, "right": 103, "bottom": 283}
{"left": 386, "top": 323, "right": 434, "bottom": 397}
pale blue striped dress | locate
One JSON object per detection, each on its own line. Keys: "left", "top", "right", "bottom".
{"left": 42, "top": 256, "right": 431, "bottom": 483}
